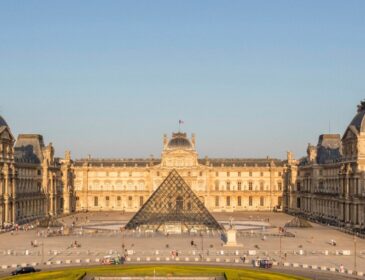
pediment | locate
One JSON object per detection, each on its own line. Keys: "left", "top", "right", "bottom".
{"left": 343, "top": 125, "right": 358, "bottom": 141}
{"left": 0, "top": 126, "right": 15, "bottom": 142}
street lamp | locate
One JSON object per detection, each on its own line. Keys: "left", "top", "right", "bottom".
{"left": 200, "top": 231, "right": 204, "bottom": 254}
{"left": 354, "top": 233, "right": 357, "bottom": 273}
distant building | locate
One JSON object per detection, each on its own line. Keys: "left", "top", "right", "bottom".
{"left": 0, "top": 117, "right": 68, "bottom": 226}
{"left": 285, "top": 101, "right": 365, "bottom": 232}
{"left": 72, "top": 132, "right": 286, "bottom": 213}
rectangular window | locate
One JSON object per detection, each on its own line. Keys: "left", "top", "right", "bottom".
{"left": 216, "top": 172, "right": 219, "bottom": 177}
{"left": 238, "top": 172, "right": 241, "bottom": 177}
{"left": 215, "top": 196, "right": 219, "bottom": 207}
{"left": 117, "top": 196, "right": 121, "bottom": 207}
{"left": 227, "top": 172, "right": 230, "bottom": 177}
{"left": 249, "top": 171, "right": 253, "bottom": 177}
{"left": 249, "top": 182, "right": 253, "bottom": 191}
{"left": 94, "top": 196, "right": 98, "bottom": 207}
{"left": 226, "top": 196, "right": 231, "bottom": 206}
{"left": 249, "top": 196, "right": 253, "bottom": 206}
{"left": 237, "top": 181, "right": 242, "bottom": 191}
{"left": 260, "top": 182, "right": 264, "bottom": 191}
{"left": 128, "top": 196, "right": 133, "bottom": 207}
{"left": 215, "top": 181, "right": 219, "bottom": 191}
{"left": 296, "top": 182, "right": 301, "bottom": 191}
{"left": 200, "top": 171, "right": 203, "bottom": 176}
{"left": 260, "top": 172, "right": 264, "bottom": 177}
{"left": 139, "top": 196, "right": 144, "bottom": 207}
{"left": 237, "top": 196, "right": 242, "bottom": 206}
{"left": 297, "top": 197, "right": 301, "bottom": 208}
{"left": 260, "top": 196, "right": 264, "bottom": 206}
{"left": 226, "top": 181, "right": 230, "bottom": 191}
{"left": 278, "top": 182, "right": 282, "bottom": 191}
{"left": 105, "top": 196, "right": 110, "bottom": 207}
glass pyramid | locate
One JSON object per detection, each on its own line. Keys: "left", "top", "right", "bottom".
{"left": 125, "top": 169, "right": 223, "bottom": 232}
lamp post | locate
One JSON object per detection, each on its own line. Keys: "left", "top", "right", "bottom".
{"left": 200, "top": 232, "right": 204, "bottom": 254}
{"left": 279, "top": 230, "right": 282, "bottom": 265}
{"left": 354, "top": 233, "right": 357, "bottom": 273}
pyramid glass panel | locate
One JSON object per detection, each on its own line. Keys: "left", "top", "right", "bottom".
{"left": 125, "top": 169, "right": 223, "bottom": 233}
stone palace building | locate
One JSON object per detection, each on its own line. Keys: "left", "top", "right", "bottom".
{"left": 1, "top": 101, "right": 365, "bottom": 234}
{"left": 285, "top": 101, "right": 365, "bottom": 232}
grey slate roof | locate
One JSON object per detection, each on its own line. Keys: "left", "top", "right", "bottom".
{"left": 0, "top": 115, "right": 8, "bottom": 127}
{"left": 74, "top": 157, "right": 284, "bottom": 168}
{"left": 14, "top": 134, "right": 45, "bottom": 164}
{"left": 167, "top": 132, "right": 192, "bottom": 149}
{"left": 316, "top": 134, "right": 341, "bottom": 164}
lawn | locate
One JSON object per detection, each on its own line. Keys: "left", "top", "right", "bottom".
{"left": 1, "top": 265, "right": 309, "bottom": 280}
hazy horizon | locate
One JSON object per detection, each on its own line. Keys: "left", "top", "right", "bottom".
{"left": 1, "top": 1, "right": 364, "bottom": 159}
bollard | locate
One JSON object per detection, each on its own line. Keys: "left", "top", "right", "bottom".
{"left": 85, "top": 259, "right": 90, "bottom": 263}
{"left": 216, "top": 258, "right": 220, "bottom": 262}
{"left": 1, "top": 265, "right": 8, "bottom": 269}
{"left": 55, "top": 260, "right": 62, "bottom": 265}
{"left": 301, "top": 264, "right": 308, "bottom": 269}
{"left": 75, "top": 259, "right": 81, "bottom": 264}
{"left": 292, "top": 263, "right": 299, "bottom": 268}
{"left": 66, "top": 260, "right": 72, "bottom": 264}
{"left": 185, "top": 257, "right": 189, "bottom": 262}
{"left": 11, "top": 264, "right": 17, "bottom": 268}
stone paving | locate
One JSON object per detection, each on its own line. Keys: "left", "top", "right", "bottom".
{"left": 0, "top": 211, "right": 364, "bottom": 277}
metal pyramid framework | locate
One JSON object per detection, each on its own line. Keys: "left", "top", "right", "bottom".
{"left": 125, "top": 169, "right": 223, "bottom": 232}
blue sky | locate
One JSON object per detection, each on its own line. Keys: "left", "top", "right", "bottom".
{"left": 0, "top": 1, "right": 364, "bottom": 159}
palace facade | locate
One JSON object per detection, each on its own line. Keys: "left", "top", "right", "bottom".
{"left": 0, "top": 117, "right": 67, "bottom": 226}
{"left": 72, "top": 132, "right": 286, "bottom": 213}
{"left": 285, "top": 101, "right": 365, "bottom": 232}
{"left": 2, "top": 100, "right": 365, "bottom": 234}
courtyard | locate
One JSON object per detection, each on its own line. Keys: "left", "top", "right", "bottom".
{"left": 0, "top": 212, "right": 364, "bottom": 278}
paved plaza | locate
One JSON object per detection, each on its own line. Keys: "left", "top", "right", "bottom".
{"left": 0, "top": 212, "right": 364, "bottom": 277}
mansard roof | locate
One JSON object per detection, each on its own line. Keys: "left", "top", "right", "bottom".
{"left": 345, "top": 100, "right": 365, "bottom": 135}
{"left": 14, "top": 134, "right": 45, "bottom": 164}
{"left": 199, "top": 158, "right": 285, "bottom": 167}
{"left": 74, "top": 157, "right": 285, "bottom": 168}
{"left": 73, "top": 158, "right": 161, "bottom": 167}
{"left": 316, "top": 134, "right": 341, "bottom": 164}
{"left": 0, "top": 115, "right": 8, "bottom": 127}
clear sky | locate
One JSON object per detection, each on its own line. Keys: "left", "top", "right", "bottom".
{"left": 0, "top": 1, "right": 364, "bottom": 159}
